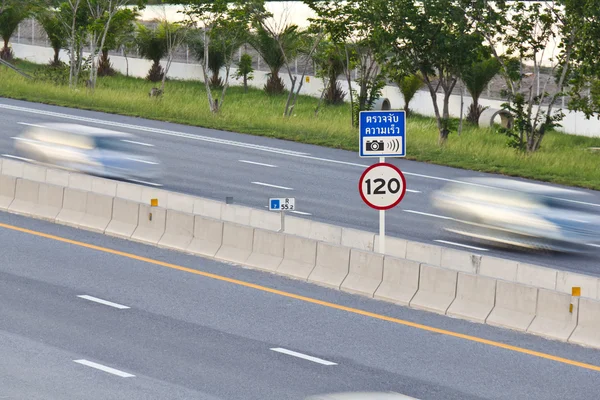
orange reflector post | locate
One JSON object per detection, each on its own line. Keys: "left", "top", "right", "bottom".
{"left": 572, "top": 287, "right": 581, "bottom": 297}
{"left": 150, "top": 198, "right": 158, "bottom": 207}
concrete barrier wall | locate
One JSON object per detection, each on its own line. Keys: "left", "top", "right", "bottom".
{"left": 3, "top": 161, "right": 600, "bottom": 350}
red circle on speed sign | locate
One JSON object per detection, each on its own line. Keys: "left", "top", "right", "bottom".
{"left": 358, "top": 163, "right": 407, "bottom": 210}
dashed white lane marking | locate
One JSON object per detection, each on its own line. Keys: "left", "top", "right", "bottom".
{"left": 239, "top": 160, "right": 277, "bottom": 168}
{"left": 434, "top": 240, "right": 489, "bottom": 251}
{"left": 8, "top": 104, "right": 600, "bottom": 209}
{"left": 1, "top": 154, "right": 32, "bottom": 162}
{"left": 587, "top": 244, "right": 600, "bottom": 248}
{"left": 406, "top": 189, "right": 421, "bottom": 193}
{"left": 73, "top": 359, "right": 135, "bottom": 378}
{"left": 403, "top": 210, "right": 454, "bottom": 220}
{"left": 270, "top": 348, "right": 337, "bottom": 366}
{"left": 291, "top": 210, "right": 312, "bottom": 216}
{"left": 252, "top": 182, "right": 293, "bottom": 190}
{"left": 77, "top": 295, "right": 130, "bottom": 309}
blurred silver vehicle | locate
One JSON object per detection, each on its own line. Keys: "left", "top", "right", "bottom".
{"left": 305, "top": 392, "right": 420, "bottom": 400}
{"left": 13, "top": 123, "right": 162, "bottom": 186}
{"left": 431, "top": 178, "right": 600, "bottom": 252}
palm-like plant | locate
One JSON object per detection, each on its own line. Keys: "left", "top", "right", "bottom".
{"left": 247, "top": 23, "right": 302, "bottom": 95}
{"left": 0, "top": 4, "right": 34, "bottom": 60}
{"left": 37, "top": 9, "right": 66, "bottom": 66}
{"left": 460, "top": 57, "right": 502, "bottom": 125}
{"left": 393, "top": 72, "right": 423, "bottom": 115}
{"left": 188, "top": 32, "right": 227, "bottom": 89}
{"left": 135, "top": 22, "right": 167, "bottom": 82}
{"left": 313, "top": 39, "right": 346, "bottom": 105}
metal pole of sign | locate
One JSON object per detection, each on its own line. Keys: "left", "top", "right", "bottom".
{"left": 379, "top": 156, "right": 385, "bottom": 255}
{"left": 280, "top": 210, "right": 285, "bottom": 233}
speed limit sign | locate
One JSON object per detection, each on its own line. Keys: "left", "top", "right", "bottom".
{"left": 359, "top": 163, "right": 407, "bottom": 210}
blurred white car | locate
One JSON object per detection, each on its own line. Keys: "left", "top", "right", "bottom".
{"left": 431, "top": 178, "right": 600, "bottom": 252}
{"left": 305, "top": 392, "right": 421, "bottom": 400}
{"left": 12, "top": 123, "right": 162, "bottom": 186}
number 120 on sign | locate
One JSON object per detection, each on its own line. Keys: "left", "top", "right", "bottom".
{"left": 359, "top": 163, "right": 407, "bottom": 210}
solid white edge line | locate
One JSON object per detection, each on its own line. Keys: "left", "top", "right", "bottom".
{"left": 77, "top": 295, "right": 130, "bottom": 309}
{"left": 251, "top": 182, "right": 293, "bottom": 190}
{"left": 403, "top": 210, "right": 454, "bottom": 220}
{"left": 2, "top": 154, "right": 33, "bottom": 162}
{"left": 290, "top": 210, "right": 312, "bottom": 216}
{"left": 239, "top": 160, "right": 277, "bottom": 168}
{"left": 8, "top": 104, "right": 600, "bottom": 209}
{"left": 73, "top": 359, "right": 135, "bottom": 378}
{"left": 270, "top": 348, "right": 337, "bottom": 366}
{"left": 434, "top": 240, "right": 489, "bottom": 251}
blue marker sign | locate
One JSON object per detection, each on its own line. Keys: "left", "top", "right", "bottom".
{"left": 269, "top": 197, "right": 296, "bottom": 211}
{"left": 359, "top": 110, "right": 406, "bottom": 158}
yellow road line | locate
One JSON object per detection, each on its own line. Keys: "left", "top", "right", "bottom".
{"left": 1, "top": 220, "right": 599, "bottom": 373}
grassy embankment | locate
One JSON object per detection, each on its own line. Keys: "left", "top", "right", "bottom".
{"left": 1, "top": 59, "right": 600, "bottom": 190}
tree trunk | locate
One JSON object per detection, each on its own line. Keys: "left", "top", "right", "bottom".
{"left": 440, "top": 91, "right": 451, "bottom": 143}
{"left": 243, "top": 74, "right": 247, "bottom": 93}
{"left": 53, "top": 47, "right": 60, "bottom": 65}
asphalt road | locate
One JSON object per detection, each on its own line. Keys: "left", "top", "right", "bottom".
{"left": 0, "top": 210, "right": 600, "bottom": 400}
{"left": 1, "top": 98, "right": 600, "bottom": 276}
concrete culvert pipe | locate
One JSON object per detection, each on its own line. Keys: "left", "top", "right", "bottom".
{"left": 479, "top": 108, "right": 514, "bottom": 129}
{"left": 373, "top": 98, "right": 391, "bottom": 110}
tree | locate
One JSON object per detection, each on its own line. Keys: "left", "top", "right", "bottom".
{"left": 0, "top": 1, "right": 35, "bottom": 60}
{"left": 183, "top": 0, "right": 265, "bottom": 113}
{"left": 370, "top": 0, "right": 484, "bottom": 144}
{"left": 393, "top": 72, "right": 422, "bottom": 116}
{"left": 37, "top": 8, "right": 68, "bottom": 66}
{"left": 157, "top": 19, "right": 187, "bottom": 92}
{"left": 459, "top": 55, "right": 501, "bottom": 125}
{"left": 305, "top": 0, "right": 387, "bottom": 127}
{"left": 313, "top": 38, "right": 346, "bottom": 106}
{"left": 98, "top": 7, "right": 139, "bottom": 76}
{"left": 233, "top": 52, "right": 254, "bottom": 93}
{"left": 57, "top": 0, "right": 91, "bottom": 88}
{"left": 464, "top": 0, "right": 587, "bottom": 152}
{"left": 135, "top": 22, "right": 166, "bottom": 82}
{"left": 188, "top": 30, "right": 228, "bottom": 89}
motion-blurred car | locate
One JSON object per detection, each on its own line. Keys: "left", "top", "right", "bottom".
{"left": 305, "top": 392, "right": 420, "bottom": 400}
{"left": 13, "top": 123, "right": 162, "bottom": 186}
{"left": 431, "top": 178, "right": 600, "bottom": 252}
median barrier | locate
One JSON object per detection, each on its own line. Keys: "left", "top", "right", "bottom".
{"left": 341, "top": 228, "right": 375, "bottom": 252}
{"left": 568, "top": 297, "right": 600, "bottom": 348}
{"left": 8, "top": 178, "right": 39, "bottom": 217}
{"left": 307, "top": 242, "right": 350, "bottom": 289}
{"left": 214, "top": 222, "right": 254, "bottom": 264}
{"left": 527, "top": 289, "right": 578, "bottom": 341}
{"left": 141, "top": 186, "right": 169, "bottom": 208}
{"left": 192, "top": 197, "right": 222, "bottom": 220}
{"left": 406, "top": 241, "right": 442, "bottom": 266}
{"left": 79, "top": 192, "right": 113, "bottom": 233}
{"left": 277, "top": 235, "right": 317, "bottom": 280}
{"left": 440, "top": 247, "right": 481, "bottom": 274}
{"left": 220, "top": 204, "right": 252, "bottom": 226}
{"left": 105, "top": 198, "right": 139, "bottom": 239}
{"left": 116, "top": 181, "right": 143, "bottom": 203}
{"left": 447, "top": 273, "right": 496, "bottom": 323}
{"left": 166, "top": 192, "right": 195, "bottom": 214}
{"left": 478, "top": 255, "right": 518, "bottom": 281}
{"left": 308, "top": 220, "right": 342, "bottom": 244}
{"left": 186, "top": 216, "right": 223, "bottom": 258}
{"left": 1, "top": 158, "right": 24, "bottom": 177}
{"left": 249, "top": 208, "right": 281, "bottom": 232}
{"left": 45, "top": 167, "right": 70, "bottom": 187}
{"left": 516, "top": 263, "right": 557, "bottom": 290}
{"left": 246, "top": 228, "right": 284, "bottom": 272}
{"left": 158, "top": 210, "right": 194, "bottom": 251}
{"left": 486, "top": 280, "right": 538, "bottom": 332}
{"left": 35, "top": 183, "right": 64, "bottom": 221}
{"left": 90, "top": 176, "right": 117, "bottom": 197}
{"left": 409, "top": 264, "right": 458, "bottom": 315}
{"left": 373, "top": 257, "right": 420, "bottom": 305}
{"left": 0, "top": 175, "right": 16, "bottom": 210}
{"left": 374, "top": 235, "right": 407, "bottom": 259}
{"left": 55, "top": 188, "right": 87, "bottom": 228}
{"left": 68, "top": 172, "right": 93, "bottom": 192}
{"left": 556, "top": 271, "right": 599, "bottom": 300}
{"left": 340, "top": 249, "right": 384, "bottom": 297}
{"left": 283, "top": 216, "right": 312, "bottom": 239}
{"left": 22, "top": 163, "right": 46, "bottom": 182}
{"left": 130, "top": 204, "right": 166, "bottom": 245}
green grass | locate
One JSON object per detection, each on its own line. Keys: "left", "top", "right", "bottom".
{"left": 2, "top": 59, "right": 600, "bottom": 190}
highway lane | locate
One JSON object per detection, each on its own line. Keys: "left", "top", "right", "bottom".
{"left": 1, "top": 98, "right": 600, "bottom": 276}
{"left": 1, "top": 211, "right": 600, "bottom": 400}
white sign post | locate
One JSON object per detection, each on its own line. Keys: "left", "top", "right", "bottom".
{"left": 358, "top": 163, "right": 407, "bottom": 254}
{"left": 269, "top": 197, "right": 296, "bottom": 232}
